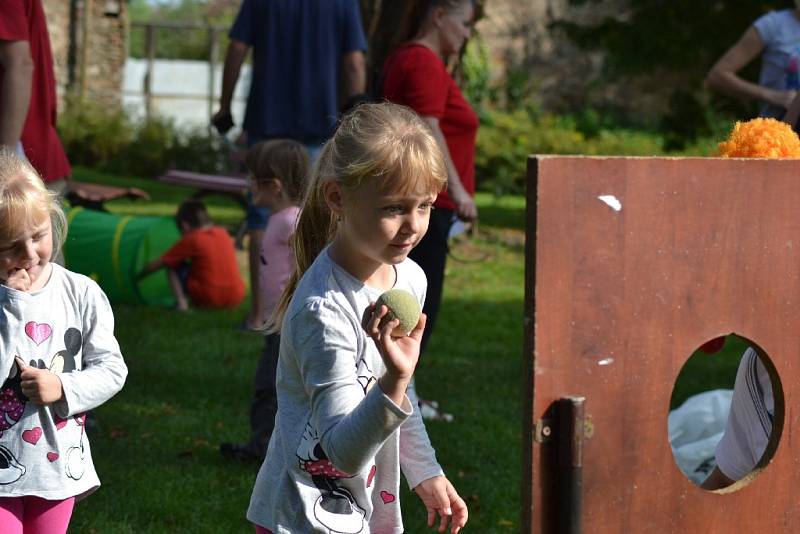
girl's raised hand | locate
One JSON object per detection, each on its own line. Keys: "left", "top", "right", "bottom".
{"left": 362, "top": 303, "right": 427, "bottom": 405}
{"left": 414, "top": 475, "right": 468, "bottom": 533}
{"left": 362, "top": 303, "right": 427, "bottom": 378}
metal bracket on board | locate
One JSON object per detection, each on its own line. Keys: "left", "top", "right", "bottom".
{"left": 536, "top": 415, "right": 594, "bottom": 444}
{"left": 534, "top": 418, "right": 553, "bottom": 443}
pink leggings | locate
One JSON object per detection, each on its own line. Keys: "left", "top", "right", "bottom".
{"left": 0, "top": 496, "right": 75, "bottom": 534}
{"left": 254, "top": 526, "right": 273, "bottom": 534}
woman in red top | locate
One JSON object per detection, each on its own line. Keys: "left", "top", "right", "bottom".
{"left": 382, "top": 0, "right": 478, "bottom": 419}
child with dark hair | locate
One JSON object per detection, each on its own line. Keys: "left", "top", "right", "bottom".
{"left": 139, "top": 199, "right": 245, "bottom": 311}
{"left": 220, "top": 139, "right": 309, "bottom": 462}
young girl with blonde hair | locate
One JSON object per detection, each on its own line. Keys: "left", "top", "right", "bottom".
{"left": 0, "top": 149, "right": 127, "bottom": 533}
{"left": 247, "top": 102, "right": 468, "bottom": 533}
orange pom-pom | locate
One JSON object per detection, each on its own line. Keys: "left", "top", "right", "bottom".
{"left": 718, "top": 117, "right": 800, "bottom": 158}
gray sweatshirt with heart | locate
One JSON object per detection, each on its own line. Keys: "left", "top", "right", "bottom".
{"left": 0, "top": 264, "right": 127, "bottom": 500}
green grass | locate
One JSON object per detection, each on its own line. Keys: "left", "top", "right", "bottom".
{"left": 67, "top": 168, "right": 526, "bottom": 533}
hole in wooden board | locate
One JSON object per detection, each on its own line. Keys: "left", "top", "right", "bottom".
{"left": 668, "top": 334, "right": 783, "bottom": 491}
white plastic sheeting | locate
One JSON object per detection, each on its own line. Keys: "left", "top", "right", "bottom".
{"left": 668, "top": 389, "right": 733, "bottom": 485}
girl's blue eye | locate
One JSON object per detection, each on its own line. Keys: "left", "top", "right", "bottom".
{"left": 382, "top": 205, "right": 404, "bottom": 214}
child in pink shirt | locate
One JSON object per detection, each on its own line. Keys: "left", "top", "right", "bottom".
{"left": 258, "top": 202, "right": 301, "bottom": 323}
{"left": 220, "top": 139, "right": 309, "bottom": 462}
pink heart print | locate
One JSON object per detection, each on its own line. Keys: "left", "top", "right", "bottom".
{"left": 47, "top": 452, "right": 59, "bottom": 462}
{"left": 22, "top": 427, "right": 42, "bottom": 445}
{"left": 25, "top": 322, "right": 52, "bottom": 346}
{"left": 380, "top": 491, "right": 395, "bottom": 504}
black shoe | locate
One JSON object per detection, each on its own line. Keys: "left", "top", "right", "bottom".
{"left": 220, "top": 442, "right": 264, "bottom": 463}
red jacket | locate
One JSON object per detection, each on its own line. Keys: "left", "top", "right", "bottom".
{"left": 382, "top": 43, "right": 478, "bottom": 210}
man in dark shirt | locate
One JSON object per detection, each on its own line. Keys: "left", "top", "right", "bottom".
{"left": 213, "top": 0, "right": 367, "bottom": 334}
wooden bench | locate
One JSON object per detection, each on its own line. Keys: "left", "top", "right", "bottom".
{"left": 157, "top": 169, "right": 248, "bottom": 206}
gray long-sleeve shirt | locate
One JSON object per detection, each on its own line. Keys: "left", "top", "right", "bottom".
{"left": 248, "top": 248, "right": 443, "bottom": 533}
{"left": 0, "top": 264, "right": 127, "bottom": 499}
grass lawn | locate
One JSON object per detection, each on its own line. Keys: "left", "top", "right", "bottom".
{"left": 67, "top": 168, "right": 526, "bottom": 533}
{"left": 65, "top": 168, "right": 743, "bottom": 532}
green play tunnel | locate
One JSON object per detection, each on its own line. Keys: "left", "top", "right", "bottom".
{"left": 63, "top": 207, "right": 180, "bottom": 306}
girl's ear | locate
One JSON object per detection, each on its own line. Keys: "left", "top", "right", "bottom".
{"left": 322, "top": 180, "right": 345, "bottom": 219}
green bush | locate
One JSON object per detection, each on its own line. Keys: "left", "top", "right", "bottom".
{"left": 167, "top": 128, "right": 230, "bottom": 174}
{"left": 461, "top": 37, "right": 493, "bottom": 112}
{"left": 57, "top": 100, "right": 229, "bottom": 177}
{"left": 475, "top": 109, "right": 668, "bottom": 195}
{"left": 58, "top": 97, "right": 133, "bottom": 168}
{"left": 58, "top": 96, "right": 722, "bottom": 194}
{"left": 113, "top": 116, "right": 177, "bottom": 177}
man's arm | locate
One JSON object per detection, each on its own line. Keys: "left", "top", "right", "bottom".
{"left": 0, "top": 40, "right": 34, "bottom": 149}
{"left": 341, "top": 50, "right": 366, "bottom": 100}
{"left": 211, "top": 39, "right": 249, "bottom": 133}
{"left": 420, "top": 116, "right": 477, "bottom": 222}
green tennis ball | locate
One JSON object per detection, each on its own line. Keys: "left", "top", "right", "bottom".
{"left": 376, "top": 288, "right": 421, "bottom": 337}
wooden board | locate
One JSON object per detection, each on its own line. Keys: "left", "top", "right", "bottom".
{"left": 523, "top": 156, "right": 800, "bottom": 533}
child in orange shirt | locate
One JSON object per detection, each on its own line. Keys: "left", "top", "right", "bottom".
{"left": 139, "top": 199, "right": 245, "bottom": 310}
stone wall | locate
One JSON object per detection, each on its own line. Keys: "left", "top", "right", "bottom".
{"left": 477, "top": 0, "right": 615, "bottom": 109}
{"left": 41, "top": 0, "right": 70, "bottom": 103}
{"left": 42, "top": 0, "right": 127, "bottom": 108}
{"left": 477, "top": 0, "right": 669, "bottom": 118}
